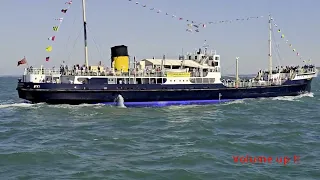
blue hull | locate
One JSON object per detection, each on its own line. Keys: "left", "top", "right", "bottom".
{"left": 16, "top": 79, "right": 312, "bottom": 107}
{"left": 102, "top": 99, "right": 234, "bottom": 107}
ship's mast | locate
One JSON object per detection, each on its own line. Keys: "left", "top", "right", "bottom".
{"left": 268, "top": 14, "right": 272, "bottom": 82}
{"left": 82, "top": 0, "right": 89, "bottom": 67}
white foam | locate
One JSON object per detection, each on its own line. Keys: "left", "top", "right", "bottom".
{"left": 0, "top": 103, "right": 34, "bottom": 109}
{"left": 115, "top": 95, "right": 127, "bottom": 108}
{"left": 47, "top": 103, "right": 104, "bottom": 109}
{"left": 272, "top": 92, "right": 314, "bottom": 101}
{"left": 222, "top": 99, "right": 246, "bottom": 105}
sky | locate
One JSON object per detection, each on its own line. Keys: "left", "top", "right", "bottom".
{"left": 0, "top": 0, "right": 319, "bottom": 76}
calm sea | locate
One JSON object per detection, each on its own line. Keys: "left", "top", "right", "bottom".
{"left": 0, "top": 76, "right": 319, "bottom": 180}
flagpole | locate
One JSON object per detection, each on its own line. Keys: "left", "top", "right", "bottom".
{"left": 82, "top": 0, "right": 89, "bottom": 67}
{"left": 134, "top": 56, "right": 136, "bottom": 84}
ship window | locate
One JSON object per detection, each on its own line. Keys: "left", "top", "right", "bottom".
{"left": 188, "top": 56, "right": 191, "bottom": 60}
{"left": 215, "top": 57, "right": 219, "bottom": 60}
{"left": 195, "top": 56, "right": 198, "bottom": 60}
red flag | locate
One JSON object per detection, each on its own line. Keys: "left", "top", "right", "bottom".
{"left": 17, "top": 57, "right": 27, "bottom": 66}
{"left": 65, "top": 1, "right": 72, "bottom": 4}
{"left": 46, "top": 57, "right": 50, "bottom": 62}
{"left": 61, "top": 9, "right": 68, "bottom": 13}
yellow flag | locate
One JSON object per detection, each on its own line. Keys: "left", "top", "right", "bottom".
{"left": 46, "top": 46, "right": 52, "bottom": 52}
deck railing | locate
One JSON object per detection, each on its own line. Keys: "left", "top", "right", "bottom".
{"left": 222, "top": 79, "right": 286, "bottom": 88}
{"left": 23, "top": 68, "right": 214, "bottom": 78}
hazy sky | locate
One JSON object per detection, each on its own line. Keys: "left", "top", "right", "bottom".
{"left": 1, "top": 0, "right": 319, "bottom": 75}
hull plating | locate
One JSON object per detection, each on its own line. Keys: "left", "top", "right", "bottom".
{"left": 17, "top": 79, "right": 313, "bottom": 107}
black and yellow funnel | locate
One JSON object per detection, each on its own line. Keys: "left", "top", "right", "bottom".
{"left": 111, "top": 45, "right": 129, "bottom": 73}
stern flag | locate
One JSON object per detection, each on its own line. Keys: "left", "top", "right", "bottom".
{"left": 17, "top": 57, "right": 27, "bottom": 66}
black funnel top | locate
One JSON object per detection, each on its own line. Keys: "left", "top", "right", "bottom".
{"left": 111, "top": 45, "right": 128, "bottom": 58}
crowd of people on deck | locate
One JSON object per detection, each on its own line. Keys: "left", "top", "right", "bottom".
{"left": 59, "top": 64, "right": 107, "bottom": 76}
{"left": 256, "top": 64, "right": 316, "bottom": 77}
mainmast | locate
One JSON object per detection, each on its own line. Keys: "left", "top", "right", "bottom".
{"left": 82, "top": 0, "right": 89, "bottom": 67}
{"left": 268, "top": 14, "right": 272, "bottom": 81}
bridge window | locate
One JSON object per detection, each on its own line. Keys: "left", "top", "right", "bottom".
{"left": 215, "top": 57, "right": 219, "bottom": 60}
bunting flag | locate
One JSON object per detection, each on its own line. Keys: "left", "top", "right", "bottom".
{"left": 46, "top": 46, "right": 52, "bottom": 52}
{"left": 272, "top": 17, "right": 308, "bottom": 62}
{"left": 55, "top": 18, "right": 64, "bottom": 22}
{"left": 127, "top": 0, "right": 264, "bottom": 33}
{"left": 53, "top": 26, "right": 59, "bottom": 31}
{"left": 61, "top": 9, "right": 68, "bottom": 13}
{"left": 44, "top": 1, "right": 73, "bottom": 62}
{"left": 48, "top": 36, "right": 56, "bottom": 41}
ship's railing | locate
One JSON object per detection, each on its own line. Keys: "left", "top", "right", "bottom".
{"left": 222, "top": 79, "right": 286, "bottom": 88}
{"left": 295, "top": 67, "right": 316, "bottom": 74}
{"left": 24, "top": 68, "right": 61, "bottom": 75}
{"left": 23, "top": 67, "right": 216, "bottom": 78}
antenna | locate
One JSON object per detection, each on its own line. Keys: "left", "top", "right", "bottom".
{"left": 268, "top": 14, "right": 272, "bottom": 83}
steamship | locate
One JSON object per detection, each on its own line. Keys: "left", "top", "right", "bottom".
{"left": 16, "top": 0, "right": 318, "bottom": 107}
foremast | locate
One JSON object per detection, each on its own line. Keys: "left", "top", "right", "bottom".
{"left": 82, "top": 0, "right": 89, "bottom": 67}
{"left": 268, "top": 14, "right": 272, "bottom": 82}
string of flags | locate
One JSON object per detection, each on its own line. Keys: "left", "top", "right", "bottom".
{"left": 272, "top": 17, "right": 310, "bottom": 62}
{"left": 45, "top": 0, "right": 73, "bottom": 62}
{"left": 127, "top": 0, "right": 264, "bottom": 33}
